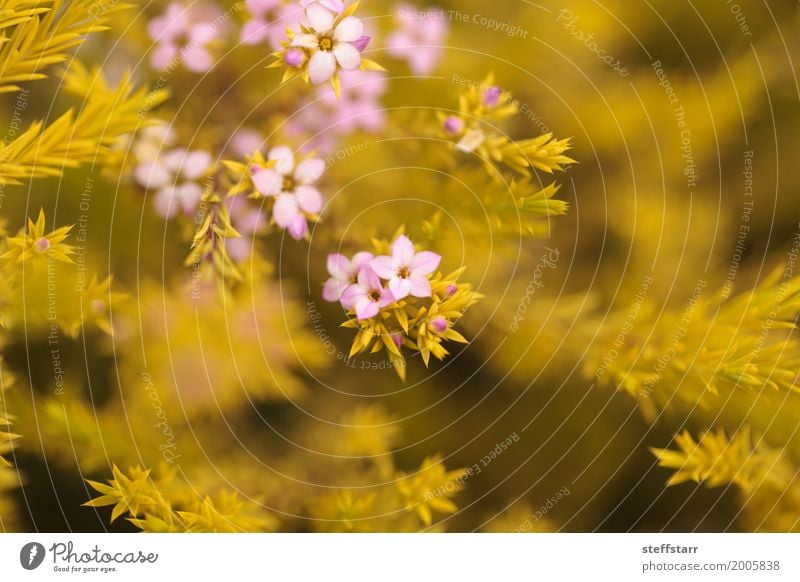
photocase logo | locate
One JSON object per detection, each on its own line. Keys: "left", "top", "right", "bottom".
{"left": 20, "top": 542, "right": 46, "bottom": 570}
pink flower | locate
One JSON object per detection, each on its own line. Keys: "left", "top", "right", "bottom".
{"left": 387, "top": 4, "right": 447, "bottom": 75}
{"left": 284, "top": 48, "right": 306, "bottom": 67}
{"left": 289, "top": 71, "right": 387, "bottom": 152}
{"left": 370, "top": 235, "right": 441, "bottom": 300}
{"left": 251, "top": 146, "right": 325, "bottom": 239}
{"left": 291, "top": 4, "right": 364, "bottom": 84}
{"left": 228, "top": 128, "right": 265, "bottom": 158}
{"left": 341, "top": 266, "right": 395, "bottom": 320}
{"left": 240, "top": 0, "right": 299, "bottom": 49}
{"left": 429, "top": 316, "right": 448, "bottom": 333}
{"left": 147, "top": 2, "right": 225, "bottom": 73}
{"left": 134, "top": 148, "right": 213, "bottom": 217}
{"left": 443, "top": 116, "right": 463, "bottom": 134}
{"left": 483, "top": 86, "right": 502, "bottom": 107}
{"left": 323, "top": 251, "right": 373, "bottom": 302}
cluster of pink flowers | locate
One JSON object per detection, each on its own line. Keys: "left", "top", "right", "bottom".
{"left": 148, "top": 2, "right": 227, "bottom": 73}
{"left": 240, "top": 0, "right": 299, "bottom": 49}
{"left": 386, "top": 4, "right": 447, "bottom": 75}
{"left": 323, "top": 235, "right": 441, "bottom": 319}
{"left": 250, "top": 145, "right": 325, "bottom": 239}
{"left": 288, "top": 2, "right": 369, "bottom": 84}
{"left": 288, "top": 71, "right": 387, "bottom": 153}
{"left": 132, "top": 125, "right": 213, "bottom": 218}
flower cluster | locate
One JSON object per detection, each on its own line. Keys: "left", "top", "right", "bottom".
{"left": 148, "top": 1, "right": 228, "bottom": 73}
{"left": 133, "top": 125, "right": 214, "bottom": 218}
{"left": 270, "top": 1, "right": 383, "bottom": 95}
{"left": 323, "top": 233, "right": 481, "bottom": 379}
{"left": 386, "top": 3, "right": 448, "bottom": 75}
{"left": 224, "top": 144, "right": 326, "bottom": 240}
{"left": 240, "top": 0, "right": 298, "bottom": 49}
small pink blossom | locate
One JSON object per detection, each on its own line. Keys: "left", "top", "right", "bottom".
{"left": 289, "top": 71, "right": 387, "bottom": 153}
{"left": 341, "top": 266, "right": 395, "bottom": 320}
{"left": 284, "top": 48, "right": 306, "bottom": 67}
{"left": 291, "top": 4, "right": 364, "bottom": 84}
{"left": 240, "top": 0, "right": 299, "bottom": 49}
{"left": 443, "top": 116, "right": 463, "bottom": 134}
{"left": 148, "top": 2, "right": 225, "bottom": 73}
{"left": 228, "top": 128, "right": 265, "bottom": 158}
{"left": 429, "top": 316, "right": 448, "bottom": 333}
{"left": 134, "top": 148, "right": 213, "bottom": 218}
{"left": 387, "top": 4, "right": 447, "bottom": 75}
{"left": 483, "top": 86, "right": 502, "bottom": 107}
{"left": 353, "top": 35, "right": 370, "bottom": 52}
{"left": 370, "top": 235, "right": 441, "bottom": 300}
{"left": 323, "top": 251, "right": 374, "bottom": 302}
{"left": 251, "top": 146, "right": 325, "bottom": 240}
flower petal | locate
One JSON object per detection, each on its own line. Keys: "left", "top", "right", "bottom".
{"left": 288, "top": 214, "right": 308, "bottom": 239}
{"left": 296, "top": 185, "right": 322, "bottom": 214}
{"left": 333, "top": 16, "right": 363, "bottom": 42}
{"left": 273, "top": 194, "right": 300, "bottom": 227}
{"left": 153, "top": 187, "right": 179, "bottom": 218}
{"left": 308, "top": 50, "right": 337, "bottom": 84}
{"left": 150, "top": 42, "right": 178, "bottom": 71}
{"left": 327, "top": 253, "right": 350, "bottom": 279}
{"left": 295, "top": 158, "right": 325, "bottom": 184}
{"left": 306, "top": 3, "right": 335, "bottom": 32}
{"left": 291, "top": 33, "right": 319, "bottom": 48}
{"left": 378, "top": 287, "right": 395, "bottom": 307}
{"left": 357, "top": 266, "right": 382, "bottom": 289}
{"left": 268, "top": 145, "right": 295, "bottom": 175}
{"left": 355, "top": 298, "right": 379, "bottom": 320}
{"left": 392, "top": 235, "right": 415, "bottom": 265}
{"left": 410, "top": 250, "right": 441, "bottom": 276}
{"left": 181, "top": 150, "right": 212, "bottom": 180}
{"left": 351, "top": 251, "right": 374, "bottom": 272}
{"left": 252, "top": 168, "right": 282, "bottom": 196}
{"left": 333, "top": 42, "right": 361, "bottom": 70}
{"left": 388, "top": 276, "right": 411, "bottom": 300}
{"left": 182, "top": 45, "right": 215, "bottom": 73}
{"left": 408, "top": 272, "right": 432, "bottom": 298}
{"left": 341, "top": 284, "right": 365, "bottom": 309}
{"left": 133, "top": 162, "right": 171, "bottom": 189}
{"left": 175, "top": 183, "right": 203, "bottom": 213}
{"left": 323, "top": 278, "right": 344, "bottom": 302}
{"left": 240, "top": 19, "right": 269, "bottom": 44}
{"left": 370, "top": 256, "right": 395, "bottom": 279}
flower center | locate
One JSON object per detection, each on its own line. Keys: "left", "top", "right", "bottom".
{"left": 319, "top": 37, "right": 333, "bottom": 51}
{"left": 368, "top": 289, "right": 382, "bottom": 302}
{"left": 282, "top": 176, "right": 296, "bottom": 191}
{"left": 397, "top": 266, "right": 410, "bottom": 279}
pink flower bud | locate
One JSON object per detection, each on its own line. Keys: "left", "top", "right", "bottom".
{"left": 354, "top": 35, "right": 370, "bottom": 52}
{"left": 33, "top": 237, "right": 50, "bottom": 253}
{"left": 483, "top": 86, "right": 502, "bottom": 107}
{"left": 284, "top": 48, "right": 306, "bottom": 68}
{"left": 445, "top": 284, "right": 458, "bottom": 296}
{"left": 443, "top": 116, "right": 463, "bottom": 134}
{"left": 430, "top": 316, "right": 448, "bottom": 334}
{"left": 391, "top": 332, "right": 404, "bottom": 348}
